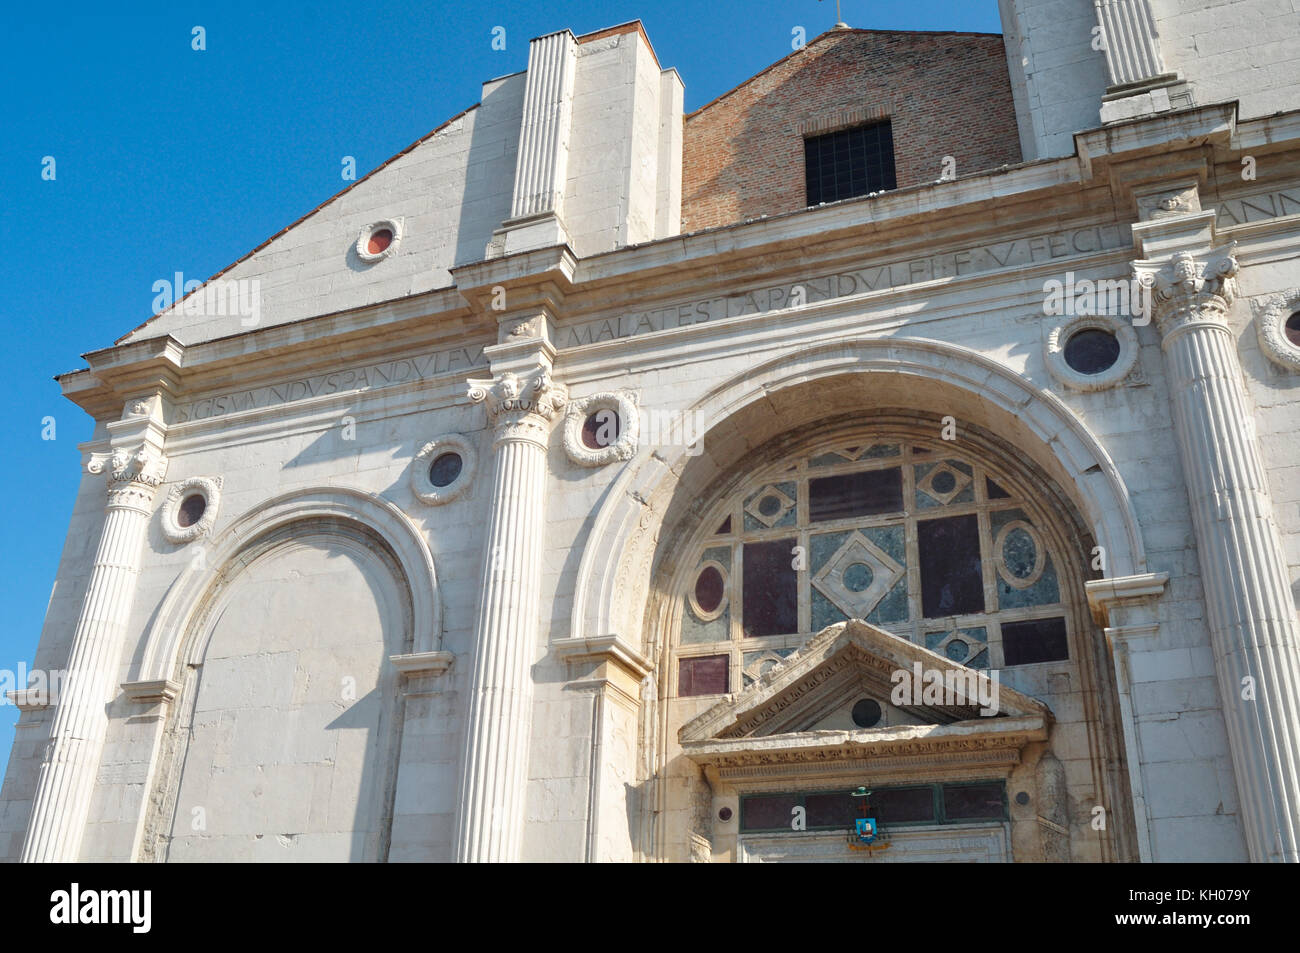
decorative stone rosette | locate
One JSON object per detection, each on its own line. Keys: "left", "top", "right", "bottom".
{"left": 160, "top": 476, "right": 223, "bottom": 543}
{"left": 410, "top": 433, "right": 477, "bottom": 505}
{"left": 1251, "top": 288, "right": 1300, "bottom": 371}
{"left": 563, "top": 391, "right": 639, "bottom": 466}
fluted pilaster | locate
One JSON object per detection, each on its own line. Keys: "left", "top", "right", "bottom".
{"left": 1136, "top": 246, "right": 1300, "bottom": 862}
{"left": 21, "top": 441, "right": 167, "bottom": 862}
{"left": 1094, "top": 0, "right": 1167, "bottom": 88}
{"left": 456, "top": 362, "right": 566, "bottom": 862}
{"left": 510, "top": 31, "right": 577, "bottom": 221}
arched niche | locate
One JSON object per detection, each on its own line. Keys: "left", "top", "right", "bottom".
{"left": 126, "top": 486, "right": 443, "bottom": 862}
{"left": 131, "top": 485, "right": 442, "bottom": 687}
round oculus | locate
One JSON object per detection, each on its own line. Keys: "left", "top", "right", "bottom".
{"left": 1286, "top": 311, "right": 1300, "bottom": 348}
{"left": 851, "top": 698, "right": 882, "bottom": 728}
{"left": 581, "top": 409, "right": 619, "bottom": 450}
{"left": 693, "top": 565, "right": 725, "bottom": 615}
{"left": 177, "top": 494, "right": 207, "bottom": 528}
{"left": 1063, "top": 328, "right": 1121, "bottom": 375}
{"left": 428, "top": 452, "right": 463, "bottom": 488}
{"left": 367, "top": 227, "right": 394, "bottom": 256}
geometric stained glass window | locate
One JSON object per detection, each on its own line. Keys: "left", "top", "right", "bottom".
{"left": 674, "top": 436, "right": 1074, "bottom": 696}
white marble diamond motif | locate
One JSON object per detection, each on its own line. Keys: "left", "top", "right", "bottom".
{"left": 812, "top": 531, "right": 905, "bottom": 619}
{"left": 917, "top": 462, "right": 972, "bottom": 505}
{"left": 744, "top": 484, "right": 795, "bottom": 528}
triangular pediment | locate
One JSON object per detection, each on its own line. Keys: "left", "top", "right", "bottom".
{"left": 679, "top": 620, "right": 1052, "bottom": 770}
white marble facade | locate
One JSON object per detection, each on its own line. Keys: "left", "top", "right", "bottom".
{"left": 3, "top": 2, "right": 1300, "bottom": 862}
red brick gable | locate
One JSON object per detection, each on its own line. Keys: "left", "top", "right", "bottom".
{"left": 682, "top": 29, "right": 1023, "bottom": 231}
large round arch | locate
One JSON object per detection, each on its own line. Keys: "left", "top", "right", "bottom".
{"left": 569, "top": 337, "right": 1147, "bottom": 655}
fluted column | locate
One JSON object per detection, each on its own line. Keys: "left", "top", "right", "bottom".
{"left": 1136, "top": 244, "right": 1300, "bottom": 862}
{"left": 22, "top": 438, "right": 167, "bottom": 862}
{"left": 456, "top": 348, "right": 566, "bottom": 862}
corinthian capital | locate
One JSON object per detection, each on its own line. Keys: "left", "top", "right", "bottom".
{"left": 467, "top": 368, "right": 567, "bottom": 443}
{"left": 88, "top": 443, "right": 169, "bottom": 510}
{"left": 1132, "top": 245, "right": 1238, "bottom": 339}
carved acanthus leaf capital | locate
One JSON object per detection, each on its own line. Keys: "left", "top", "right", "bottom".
{"left": 88, "top": 443, "right": 169, "bottom": 509}
{"left": 467, "top": 369, "right": 567, "bottom": 431}
{"left": 1132, "top": 245, "right": 1239, "bottom": 338}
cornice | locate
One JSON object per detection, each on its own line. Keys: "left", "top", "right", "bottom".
{"left": 682, "top": 716, "right": 1049, "bottom": 770}
{"left": 60, "top": 287, "right": 484, "bottom": 422}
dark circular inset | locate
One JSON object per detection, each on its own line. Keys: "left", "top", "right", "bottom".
{"left": 842, "top": 562, "right": 874, "bottom": 593}
{"left": 581, "top": 409, "right": 619, "bottom": 449}
{"left": 1015, "top": 791, "right": 1031, "bottom": 806}
{"left": 428, "top": 452, "right": 463, "bottom": 488}
{"left": 177, "top": 493, "right": 207, "bottom": 528}
{"left": 718, "top": 806, "right": 733, "bottom": 822}
{"left": 1286, "top": 311, "right": 1300, "bottom": 347}
{"left": 931, "top": 469, "right": 957, "bottom": 495}
{"left": 851, "top": 698, "right": 882, "bottom": 728}
{"left": 757, "top": 494, "right": 783, "bottom": 517}
{"left": 366, "top": 227, "right": 394, "bottom": 256}
{"left": 1003, "top": 527, "right": 1038, "bottom": 579}
{"left": 1063, "top": 328, "right": 1121, "bottom": 375}
{"left": 694, "top": 565, "right": 725, "bottom": 614}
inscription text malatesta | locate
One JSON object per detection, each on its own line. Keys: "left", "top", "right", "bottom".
{"left": 173, "top": 344, "right": 487, "bottom": 423}
{"left": 563, "top": 224, "right": 1128, "bottom": 348}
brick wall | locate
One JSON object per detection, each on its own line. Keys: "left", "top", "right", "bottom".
{"left": 681, "top": 29, "right": 1023, "bottom": 231}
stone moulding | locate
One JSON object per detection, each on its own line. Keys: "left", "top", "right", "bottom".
{"left": 128, "top": 485, "right": 444, "bottom": 695}
{"left": 409, "top": 433, "right": 477, "bottom": 505}
{"left": 553, "top": 633, "right": 653, "bottom": 680}
{"left": 1045, "top": 312, "right": 1140, "bottom": 391}
{"left": 1251, "top": 288, "right": 1300, "bottom": 371}
{"left": 159, "top": 476, "right": 222, "bottom": 544}
{"left": 4, "top": 689, "right": 52, "bottom": 712}
{"left": 562, "top": 391, "right": 639, "bottom": 467}
{"left": 388, "top": 650, "right": 455, "bottom": 678}
{"left": 1084, "top": 571, "right": 1169, "bottom": 625}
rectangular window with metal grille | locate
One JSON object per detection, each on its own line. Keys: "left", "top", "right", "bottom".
{"left": 804, "top": 121, "right": 897, "bottom": 206}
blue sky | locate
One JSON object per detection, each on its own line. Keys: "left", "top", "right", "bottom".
{"left": 0, "top": 0, "right": 1002, "bottom": 775}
